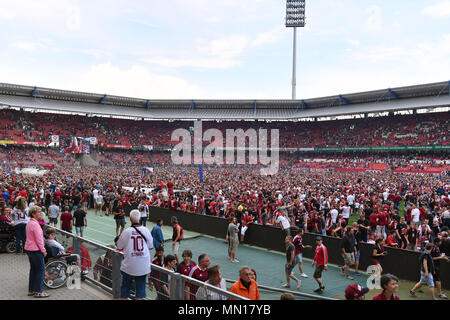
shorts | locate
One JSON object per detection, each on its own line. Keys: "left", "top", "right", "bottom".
{"left": 229, "top": 237, "right": 239, "bottom": 254}
{"left": 115, "top": 218, "right": 125, "bottom": 228}
{"left": 343, "top": 252, "right": 355, "bottom": 266}
{"left": 75, "top": 226, "right": 85, "bottom": 234}
{"left": 433, "top": 268, "right": 440, "bottom": 283}
{"left": 419, "top": 272, "right": 434, "bottom": 287}
{"left": 172, "top": 241, "right": 180, "bottom": 256}
{"left": 314, "top": 265, "right": 324, "bottom": 279}
{"left": 49, "top": 217, "right": 58, "bottom": 224}
{"left": 294, "top": 253, "right": 303, "bottom": 264}
{"left": 355, "top": 250, "right": 360, "bottom": 262}
{"left": 285, "top": 263, "right": 295, "bottom": 275}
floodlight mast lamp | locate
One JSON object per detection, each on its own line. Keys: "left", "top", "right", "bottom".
{"left": 285, "top": 0, "right": 305, "bottom": 100}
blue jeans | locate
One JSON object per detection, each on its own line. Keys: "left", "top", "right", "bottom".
{"left": 139, "top": 217, "right": 147, "bottom": 227}
{"left": 14, "top": 223, "right": 27, "bottom": 253}
{"left": 120, "top": 271, "right": 147, "bottom": 299}
{"left": 27, "top": 251, "right": 45, "bottom": 293}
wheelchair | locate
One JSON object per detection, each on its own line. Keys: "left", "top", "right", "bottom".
{"left": 44, "top": 245, "right": 83, "bottom": 289}
{"left": 0, "top": 222, "right": 16, "bottom": 253}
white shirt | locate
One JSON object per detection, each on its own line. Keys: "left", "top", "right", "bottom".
{"left": 96, "top": 195, "right": 103, "bottom": 204}
{"left": 196, "top": 278, "right": 228, "bottom": 300}
{"left": 330, "top": 209, "right": 339, "bottom": 224}
{"left": 13, "top": 208, "right": 29, "bottom": 225}
{"left": 117, "top": 226, "right": 153, "bottom": 276}
{"left": 411, "top": 208, "right": 421, "bottom": 223}
{"left": 138, "top": 203, "right": 149, "bottom": 218}
{"left": 276, "top": 215, "right": 290, "bottom": 230}
{"left": 93, "top": 189, "right": 99, "bottom": 199}
{"left": 47, "top": 239, "right": 65, "bottom": 255}
{"left": 341, "top": 206, "right": 351, "bottom": 219}
{"left": 347, "top": 195, "right": 354, "bottom": 205}
{"left": 48, "top": 205, "right": 60, "bottom": 219}
{"left": 383, "top": 191, "right": 389, "bottom": 201}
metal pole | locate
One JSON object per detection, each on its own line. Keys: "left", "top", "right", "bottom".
{"left": 292, "top": 27, "right": 297, "bottom": 100}
{"left": 111, "top": 252, "right": 123, "bottom": 299}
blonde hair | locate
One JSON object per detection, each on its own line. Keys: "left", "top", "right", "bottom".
{"left": 28, "top": 206, "right": 41, "bottom": 219}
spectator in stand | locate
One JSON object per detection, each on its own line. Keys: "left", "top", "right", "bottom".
{"left": 229, "top": 266, "right": 260, "bottom": 300}
{"left": 373, "top": 274, "right": 400, "bottom": 300}
{"left": 13, "top": 196, "right": 29, "bottom": 254}
{"left": 196, "top": 264, "right": 228, "bottom": 300}
{"left": 345, "top": 283, "right": 369, "bottom": 300}
{"left": 158, "top": 254, "right": 177, "bottom": 300}
{"left": 410, "top": 243, "right": 437, "bottom": 300}
{"left": 117, "top": 209, "right": 153, "bottom": 300}
{"left": 1, "top": 207, "right": 14, "bottom": 226}
{"left": 386, "top": 230, "right": 399, "bottom": 248}
{"left": 151, "top": 219, "right": 164, "bottom": 248}
{"left": 176, "top": 249, "right": 197, "bottom": 300}
{"left": 188, "top": 253, "right": 210, "bottom": 300}
{"left": 24, "top": 206, "right": 49, "bottom": 298}
{"left": 149, "top": 245, "right": 165, "bottom": 299}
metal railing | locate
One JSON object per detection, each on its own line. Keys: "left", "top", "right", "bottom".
{"left": 51, "top": 227, "right": 246, "bottom": 300}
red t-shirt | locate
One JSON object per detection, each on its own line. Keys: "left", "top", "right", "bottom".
{"left": 60, "top": 212, "right": 73, "bottom": 230}
{"left": 373, "top": 292, "right": 400, "bottom": 300}
{"left": 188, "top": 265, "right": 208, "bottom": 296}
{"left": 292, "top": 235, "right": 303, "bottom": 255}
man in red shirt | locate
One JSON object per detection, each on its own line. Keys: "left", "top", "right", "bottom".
{"left": 60, "top": 206, "right": 73, "bottom": 233}
{"left": 312, "top": 236, "right": 328, "bottom": 294}
{"left": 188, "top": 254, "right": 210, "bottom": 300}
{"left": 176, "top": 249, "right": 197, "bottom": 300}
{"left": 293, "top": 228, "right": 308, "bottom": 278}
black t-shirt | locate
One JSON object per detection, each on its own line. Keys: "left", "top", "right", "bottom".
{"left": 430, "top": 245, "right": 442, "bottom": 268}
{"left": 397, "top": 223, "right": 408, "bottom": 239}
{"left": 419, "top": 251, "right": 434, "bottom": 274}
{"left": 286, "top": 243, "right": 295, "bottom": 263}
{"left": 72, "top": 195, "right": 81, "bottom": 206}
{"left": 73, "top": 209, "right": 86, "bottom": 227}
{"left": 364, "top": 207, "right": 373, "bottom": 220}
{"left": 341, "top": 234, "right": 356, "bottom": 253}
{"left": 357, "top": 219, "right": 369, "bottom": 238}
{"left": 441, "top": 239, "right": 450, "bottom": 256}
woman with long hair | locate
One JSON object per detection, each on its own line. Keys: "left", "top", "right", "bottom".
{"left": 12, "top": 196, "right": 29, "bottom": 253}
{"left": 371, "top": 238, "right": 387, "bottom": 275}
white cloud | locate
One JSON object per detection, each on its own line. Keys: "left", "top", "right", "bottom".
{"left": 422, "top": 1, "right": 450, "bottom": 18}
{"left": 12, "top": 41, "right": 43, "bottom": 52}
{"left": 366, "top": 5, "right": 382, "bottom": 31}
{"left": 70, "top": 62, "right": 205, "bottom": 99}
{"left": 251, "top": 27, "right": 285, "bottom": 47}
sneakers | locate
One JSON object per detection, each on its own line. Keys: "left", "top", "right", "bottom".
{"left": 354, "top": 272, "right": 361, "bottom": 276}
{"left": 409, "top": 290, "right": 417, "bottom": 297}
{"left": 314, "top": 286, "right": 325, "bottom": 294}
{"left": 231, "top": 259, "right": 239, "bottom": 263}
{"left": 282, "top": 284, "right": 291, "bottom": 288}
{"left": 346, "top": 276, "right": 354, "bottom": 280}
{"left": 418, "top": 288, "right": 424, "bottom": 293}
{"left": 300, "top": 273, "right": 308, "bottom": 278}
{"left": 439, "top": 294, "right": 448, "bottom": 299}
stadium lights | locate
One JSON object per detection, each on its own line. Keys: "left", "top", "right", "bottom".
{"left": 285, "top": 0, "right": 306, "bottom": 100}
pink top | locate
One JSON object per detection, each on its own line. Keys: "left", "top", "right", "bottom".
{"left": 25, "top": 218, "right": 46, "bottom": 254}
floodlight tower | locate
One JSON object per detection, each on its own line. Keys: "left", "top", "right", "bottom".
{"left": 285, "top": 0, "right": 306, "bottom": 100}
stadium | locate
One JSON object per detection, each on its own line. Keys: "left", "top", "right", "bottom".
{"left": 0, "top": 0, "right": 449, "bottom": 306}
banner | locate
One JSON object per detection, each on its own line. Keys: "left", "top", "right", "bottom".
{"left": 0, "top": 140, "right": 14, "bottom": 145}
{"left": 99, "top": 143, "right": 132, "bottom": 149}
{"left": 15, "top": 141, "right": 48, "bottom": 146}
{"left": 60, "top": 136, "right": 90, "bottom": 154}
{"left": 143, "top": 145, "right": 153, "bottom": 151}
{"left": 90, "top": 137, "right": 98, "bottom": 145}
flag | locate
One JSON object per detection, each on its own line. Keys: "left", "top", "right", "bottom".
{"left": 198, "top": 164, "right": 203, "bottom": 183}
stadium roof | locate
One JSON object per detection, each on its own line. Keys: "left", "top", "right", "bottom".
{"left": 0, "top": 81, "right": 448, "bottom": 120}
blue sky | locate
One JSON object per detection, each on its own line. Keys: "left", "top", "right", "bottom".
{"left": 0, "top": 0, "right": 449, "bottom": 99}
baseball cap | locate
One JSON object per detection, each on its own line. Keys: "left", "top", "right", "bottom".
{"left": 315, "top": 236, "right": 323, "bottom": 241}
{"left": 345, "top": 284, "right": 369, "bottom": 300}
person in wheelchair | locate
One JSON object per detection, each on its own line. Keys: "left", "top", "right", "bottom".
{"left": 45, "top": 228, "right": 81, "bottom": 268}
{"left": 1, "top": 207, "right": 14, "bottom": 226}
